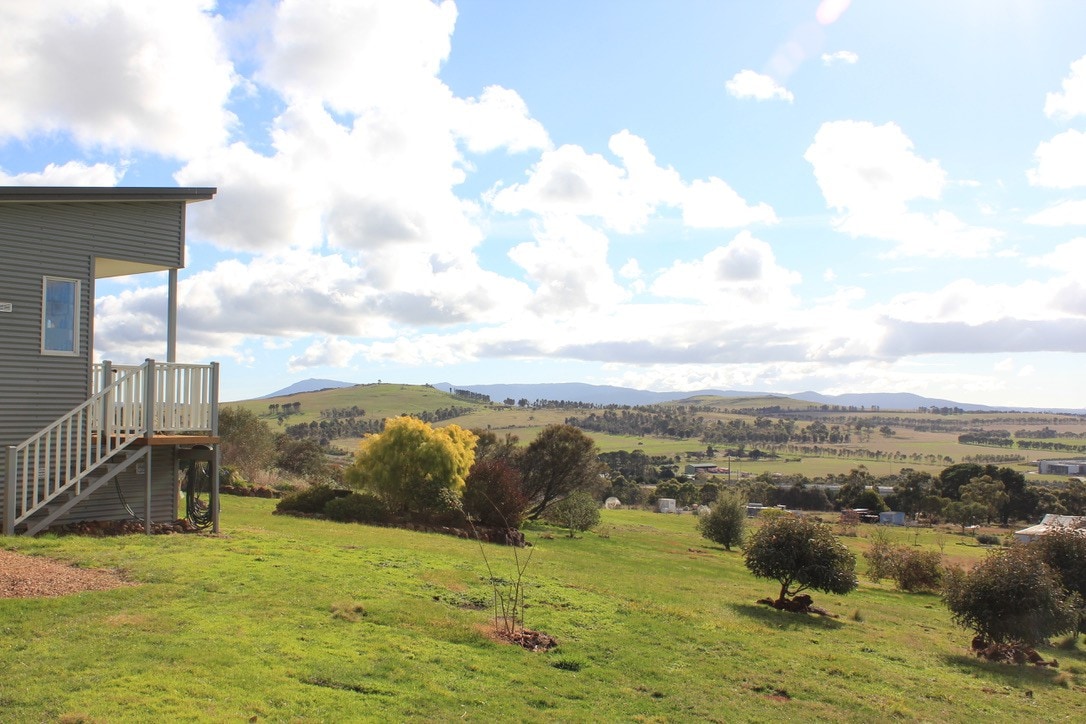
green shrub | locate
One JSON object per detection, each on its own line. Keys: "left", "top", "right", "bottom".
{"left": 543, "top": 491, "right": 601, "bottom": 537}
{"left": 323, "top": 492, "right": 391, "bottom": 524}
{"left": 890, "top": 548, "right": 944, "bottom": 592}
{"left": 697, "top": 493, "right": 746, "bottom": 551}
{"left": 275, "top": 485, "right": 347, "bottom": 514}
{"left": 975, "top": 533, "right": 1000, "bottom": 545}
{"left": 1028, "top": 530, "right": 1086, "bottom": 633}
{"left": 944, "top": 545, "right": 1080, "bottom": 646}
{"left": 865, "top": 530, "right": 944, "bottom": 592}
{"left": 863, "top": 528, "right": 896, "bottom": 583}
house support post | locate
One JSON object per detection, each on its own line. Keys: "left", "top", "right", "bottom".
{"left": 210, "top": 362, "right": 221, "bottom": 534}
{"left": 211, "top": 445, "right": 221, "bottom": 534}
{"left": 166, "top": 269, "right": 178, "bottom": 364}
{"left": 4, "top": 446, "right": 16, "bottom": 535}
{"left": 144, "top": 449, "right": 152, "bottom": 535}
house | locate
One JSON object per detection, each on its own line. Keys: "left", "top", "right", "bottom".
{"left": 1, "top": 187, "right": 219, "bottom": 536}
{"left": 1013, "top": 514, "right": 1086, "bottom": 543}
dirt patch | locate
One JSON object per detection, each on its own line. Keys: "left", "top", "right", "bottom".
{"left": 0, "top": 549, "right": 133, "bottom": 599}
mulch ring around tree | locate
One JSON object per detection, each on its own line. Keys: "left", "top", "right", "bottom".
{"left": 486, "top": 627, "right": 558, "bottom": 652}
{"left": 756, "top": 594, "right": 839, "bottom": 617}
{"left": 971, "top": 636, "right": 1059, "bottom": 667}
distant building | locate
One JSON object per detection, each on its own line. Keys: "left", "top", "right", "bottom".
{"left": 879, "top": 511, "right": 906, "bottom": 526}
{"left": 685, "top": 463, "right": 718, "bottom": 475}
{"left": 1037, "top": 459, "right": 1086, "bottom": 475}
{"left": 657, "top": 498, "right": 677, "bottom": 513}
{"left": 1014, "top": 514, "right": 1086, "bottom": 543}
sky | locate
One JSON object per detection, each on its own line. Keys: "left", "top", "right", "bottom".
{"left": 3, "top": 1, "right": 1086, "bottom": 408}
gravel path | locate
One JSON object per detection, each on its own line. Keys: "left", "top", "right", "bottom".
{"left": 0, "top": 549, "right": 132, "bottom": 598}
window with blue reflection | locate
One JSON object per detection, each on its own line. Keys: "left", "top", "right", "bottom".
{"left": 43, "top": 277, "right": 79, "bottom": 354}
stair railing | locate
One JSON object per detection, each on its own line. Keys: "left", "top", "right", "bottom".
{"left": 5, "top": 359, "right": 219, "bottom": 534}
{"left": 4, "top": 360, "right": 146, "bottom": 534}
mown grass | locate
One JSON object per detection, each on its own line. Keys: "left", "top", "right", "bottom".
{"left": 2, "top": 500, "right": 1084, "bottom": 721}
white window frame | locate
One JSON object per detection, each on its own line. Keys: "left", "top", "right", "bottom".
{"left": 41, "top": 276, "right": 80, "bottom": 356}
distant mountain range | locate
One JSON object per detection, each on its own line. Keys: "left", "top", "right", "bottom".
{"left": 257, "top": 378, "right": 1083, "bottom": 413}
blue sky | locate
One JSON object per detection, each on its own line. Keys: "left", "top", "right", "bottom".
{"left": 3, "top": 0, "right": 1086, "bottom": 408}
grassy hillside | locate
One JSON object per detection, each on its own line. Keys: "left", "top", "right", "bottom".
{"left": 221, "top": 383, "right": 1086, "bottom": 479}
{"left": 2, "top": 500, "right": 1082, "bottom": 721}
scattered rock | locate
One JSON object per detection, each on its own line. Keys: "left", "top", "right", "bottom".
{"left": 756, "top": 594, "right": 839, "bottom": 617}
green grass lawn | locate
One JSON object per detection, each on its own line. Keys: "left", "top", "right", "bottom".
{"left": 5, "top": 500, "right": 1082, "bottom": 721}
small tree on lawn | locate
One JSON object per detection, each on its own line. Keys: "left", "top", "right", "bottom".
{"left": 744, "top": 514, "right": 857, "bottom": 606}
{"left": 543, "top": 491, "right": 601, "bottom": 538}
{"left": 698, "top": 492, "right": 746, "bottom": 551}
{"left": 1025, "top": 530, "right": 1086, "bottom": 634}
{"left": 943, "top": 545, "right": 1081, "bottom": 648}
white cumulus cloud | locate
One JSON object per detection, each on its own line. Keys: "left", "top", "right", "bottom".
{"left": 1044, "top": 55, "right": 1086, "bottom": 120}
{"left": 1027, "top": 199, "right": 1086, "bottom": 226}
{"left": 650, "top": 231, "right": 801, "bottom": 308}
{"left": 0, "top": 0, "right": 237, "bottom": 157}
{"left": 1028, "top": 129, "right": 1086, "bottom": 188}
{"left": 450, "top": 85, "right": 552, "bottom": 154}
{"left": 821, "top": 50, "right": 858, "bottom": 66}
{"left": 488, "top": 130, "right": 775, "bottom": 232}
{"left": 805, "top": 120, "right": 1001, "bottom": 257}
{"left": 725, "top": 70, "right": 794, "bottom": 102}
{"left": 0, "top": 161, "right": 122, "bottom": 186}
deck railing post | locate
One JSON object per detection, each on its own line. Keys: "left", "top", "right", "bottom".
{"left": 210, "top": 362, "right": 220, "bottom": 436}
{"left": 4, "top": 445, "right": 16, "bottom": 535}
{"left": 143, "top": 359, "right": 156, "bottom": 440}
{"left": 100, "top": 361, "right": 113, "bottom": 440}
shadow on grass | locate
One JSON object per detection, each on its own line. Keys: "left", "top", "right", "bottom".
{"left": 730, "top": 603, "right": 845, "bottom": 630}
{"left": 942, "top": 653, "right": 1068, "bottom": 686}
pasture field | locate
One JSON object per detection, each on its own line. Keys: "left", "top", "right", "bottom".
{"left": 226, "top": 384, "right": 1084, "bottom": 479}
{"left": 1, "top": 499, "right": 1083, "bottom": 722}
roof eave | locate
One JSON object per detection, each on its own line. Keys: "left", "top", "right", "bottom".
{"left": 0, "top": 187, "right": 217, "bottom": 203}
